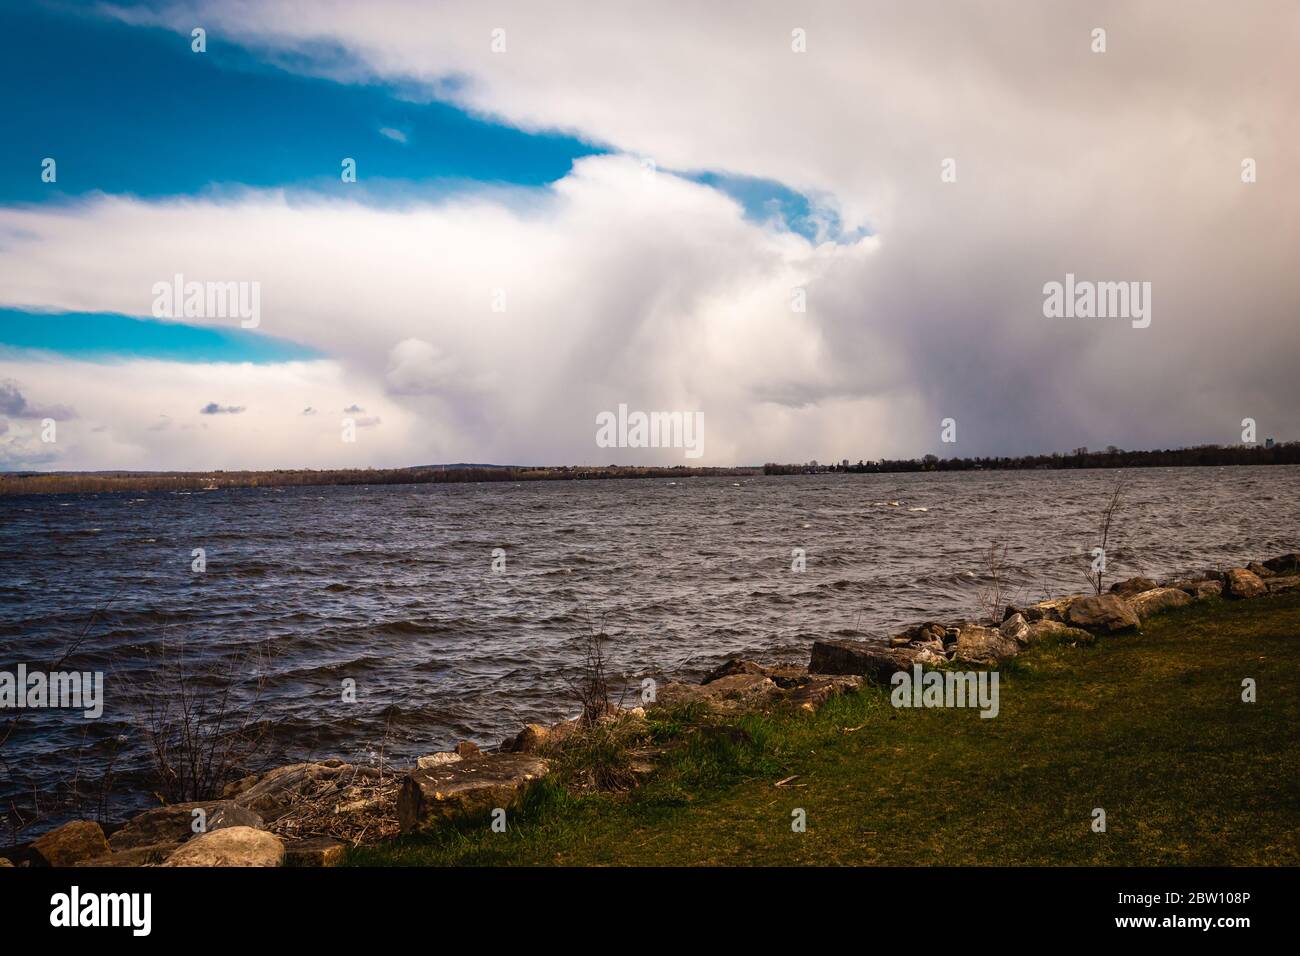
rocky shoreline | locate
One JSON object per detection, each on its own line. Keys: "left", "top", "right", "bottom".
{"left": 5, "top": 552, "right": 1296, "bottom": 869}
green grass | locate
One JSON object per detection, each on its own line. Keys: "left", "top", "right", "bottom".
{"left": 349, "top": 593, "right": 1300, "bottom": 866}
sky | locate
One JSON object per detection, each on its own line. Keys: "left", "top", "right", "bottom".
{"left": 1, "top": 0, "right": 1296, "bottom": 471}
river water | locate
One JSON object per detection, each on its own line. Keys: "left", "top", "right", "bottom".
{"left": 1, "top": 465, "right": 1296, "bottom": 825}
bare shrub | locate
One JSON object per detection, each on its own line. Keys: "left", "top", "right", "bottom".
{"left": 130, "top": 633, "right": 277, "bottom": 804}
{"left": 564, "top": 619, "right": 626, "bottom": 726}
{"left": 975, "top": 541, "right": 1012, "bottom": 624}
{"left": 1078, "top": 478, "right": 1127, "bottom": 595}
{"left": 549, "top": 619, "right": 655, "bottom": 791}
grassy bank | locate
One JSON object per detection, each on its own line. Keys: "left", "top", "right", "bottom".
{"left": 350, "top": 593, "right": 1300, "bottom": 866}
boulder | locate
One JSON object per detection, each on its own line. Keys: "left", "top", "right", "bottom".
{"left": 1224, "top": 568, "right": 1267, "bottom": 599}
{"left": 1263, "top": 553, "right": 1300, "bottom": 574}
{"left": 162, "top": 826, "right": 284, "bottom": 867}
{"left": 999, "top": 613, "right": 1031, "bottom": 646}
{"left": 809, "top": 640, "right": 943, "bottom": 680}
{"left": 503, "top": 723, "right": 551, "bottom": 754}
{"left": 1128, "top": 587, "right": 1192, "bottom": 620}
{"left": 1020, "top": 596, "right": 1077, "bottom": 623}
{"left": 75, "top": 843, "right": 180, "bottom": 867}
{"left": 951, "top": 624, "right": 1020, "bottom": 666}
{"left": 1266, "top": 574, "right": 1300, "bottom": 594}
{"left": 109, "top": 800, "right": 263, "bottom": 852}
{"left": 655, "top": 672, "right": 782, "bottom": 710}
{"left": 1109, "top": 576, "right": 1158, "bottom": 597}
{"left": 1246, "top": 561, "right": 1276, "bottom": 578}
{"left": 31, "top": 820, "right": 110, "bottom": 867}
{"left": 1064, "top": 594, "right": 1139, "bottom": 633}
{"left": 700, "top": 672, "right": 777, "bottom": 700}
{"left": 397, "top": 753, "right": 549, "bottom": 835}
{"left": 783, "top": 675, "right": 864, "bottom": 711}
{"left": 1173, "top": 579, "right": 1223, "bottom": 600}
{"left": 0, "top": 857, "right": 13, "bottom": 867}
{"left": 284, "top": 837, "right": 347, "bottom": 867}
{"left": 1025, "top": 620, "right": 1096, "bottom": 645}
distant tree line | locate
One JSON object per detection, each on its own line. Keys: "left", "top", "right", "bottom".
{"left": 763, "top": 442, "right": 1300, "bottom": 475}
{"left": 0, "top": 464, "right": 763, "bottom": 497}
{"left": 3, "top": 442, "right": 1295, "bottom": 496}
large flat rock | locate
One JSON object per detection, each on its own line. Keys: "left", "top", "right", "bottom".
{"left": 654, "top": 672, "right": 782, "bottom": 710}
{"left": 652, "top": 666, "right": 861, "bottom": 716}
{"left": 809, "top": 640, "right": 943, "bottom": 679}
{"left": 784, "top": 674, "right": 864, "bottom": 710}
{"left": 397, "top": 753, "right": 549, "bottom": 835}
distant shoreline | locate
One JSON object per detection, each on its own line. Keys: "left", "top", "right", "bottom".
{"left": 1, "top": 443, "right": 1295, "bottom": 496}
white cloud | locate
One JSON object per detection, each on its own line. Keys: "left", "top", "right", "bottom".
{"left": 385, "top": 338, "right": 456, "bottom": 395}
{"left": 0, "top": 358, "right": 423, "bottom": 471}
{"left": 6, "top": 1, "right": 1299, "bottom": 467}
{"left": 0, "top": 158, "right": 896, "bottom": 467}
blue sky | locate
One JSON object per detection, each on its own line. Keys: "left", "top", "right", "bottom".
{"left": 0, "top": 1, "right": 835, "bottom": 366}
{"left": 0, "top": 2, "right": 600, "bottom": 202}
{"left": 0, "top": 308, "right": 318, "bottom": 362}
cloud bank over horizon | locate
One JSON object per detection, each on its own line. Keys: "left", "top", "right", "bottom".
{"left": 2, "top": 1, "right": 1297, "bottom": 470}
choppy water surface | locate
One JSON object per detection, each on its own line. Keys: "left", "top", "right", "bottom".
{"left": 1, "top": 466, "right": 1296, "bottom": 823}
